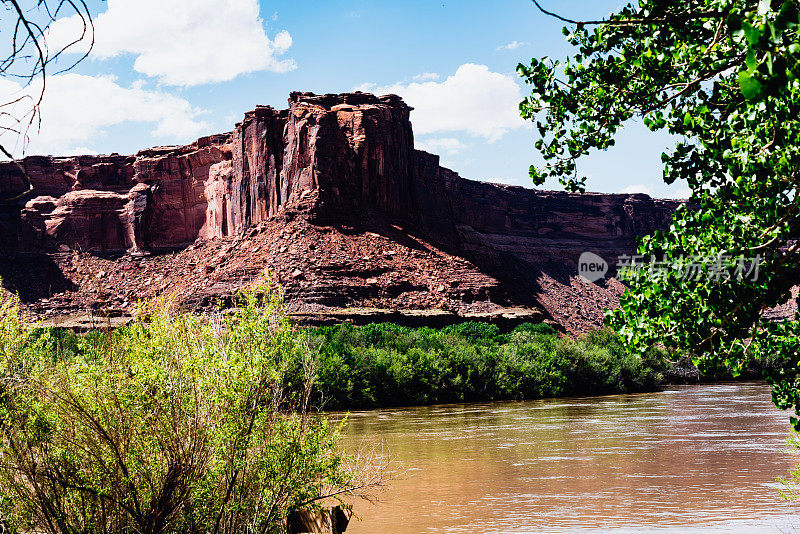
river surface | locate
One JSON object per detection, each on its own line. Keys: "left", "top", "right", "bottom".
{"left": 338, "top": 382, "right": 799, "bottom": 533}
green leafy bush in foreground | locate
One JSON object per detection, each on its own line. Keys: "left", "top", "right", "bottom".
{"left": 780, "top": 434, "right": 800, "bottom": 502}
{"left": 0, "top": 286, "right": 370, "bottom": 534}
{"left": 291, "top": 322, "right": 668, "bottom": 410}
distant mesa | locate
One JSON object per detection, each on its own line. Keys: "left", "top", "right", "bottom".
{"left": 0, "top": 91, "right": 679, "bottom": 334}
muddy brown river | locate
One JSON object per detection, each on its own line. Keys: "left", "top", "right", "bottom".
{"left": 338, "top": 382, "right": 799, "bottom": 533}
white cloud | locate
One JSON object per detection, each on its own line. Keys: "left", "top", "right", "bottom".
{"left": 0, "top": 73, "right": 208, "bottom": 157}
{"left": 620, "top": 184, "right": 652, "bottom": 195}
{"left": 357, "top": 64, "right": 527, "bottom": 142}
{"left": 496, "top": 40, "right": 528, "bottom": 51}
{"left": 412, "top": 72, "right": 440, "bottom": 81}
{"left": 46, "top": 0, "right": 295, "bottom": 86}
{"left": 417, "top": 137, "right": 466, "bottom": 155}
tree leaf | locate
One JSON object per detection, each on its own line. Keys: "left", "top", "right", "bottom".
{"left": 738, "top": 70, "right": 763, "bottom": 100}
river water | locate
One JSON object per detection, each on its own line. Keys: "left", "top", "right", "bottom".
{"left": 338, "top": 382, "right": 799, "bottom": 533}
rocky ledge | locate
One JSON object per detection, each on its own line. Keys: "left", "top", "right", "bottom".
{"left": 0, "top": 92, "right": 680, "bottom": 334}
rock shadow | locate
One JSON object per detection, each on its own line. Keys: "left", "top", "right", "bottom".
{"left": 0, "top": 254, "right": 78, "bottom": 302}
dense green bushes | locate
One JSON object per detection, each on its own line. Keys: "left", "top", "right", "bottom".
{"left": 289, "top": 322, "right": 668, "bottom": 410}
{"left": 0, "top": 287, "right": 369, "bottom": 534}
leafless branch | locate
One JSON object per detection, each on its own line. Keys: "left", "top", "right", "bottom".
{"left": 531, "top": 0, "right": 725, "bottom": 27}
{"left": 0, "top": 0, "right": 94, "bottom": 202}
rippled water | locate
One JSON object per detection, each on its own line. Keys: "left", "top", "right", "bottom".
{"left": 338, "top": 382, "right": 799, "bottom": 533}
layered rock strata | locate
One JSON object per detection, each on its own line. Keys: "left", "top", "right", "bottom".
{"left": 0, "top": 92, "right": 680, "bottom": 333}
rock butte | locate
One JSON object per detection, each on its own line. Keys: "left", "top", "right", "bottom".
{"left": 0, "top": 92, "right": 681, "bottom": 334}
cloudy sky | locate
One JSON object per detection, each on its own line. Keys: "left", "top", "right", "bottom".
{"left": 0, "top": 0, "right": 689, "bottom": 198}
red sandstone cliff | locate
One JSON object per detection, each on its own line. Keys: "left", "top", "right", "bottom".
{"left": 0, "top": 92, "right": 679, "bottom": 333}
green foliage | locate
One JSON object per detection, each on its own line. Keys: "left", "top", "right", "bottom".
{"left": 0, "top": 287, "right": 360, "bottom": 534}
{"left": 289, "top": 322, "right": 665, "bottom": 410}
{"left": 779, "top": 433, "right": 800, "bottom": 501}
{"left": 512, "top": 322, "right": 558, "bottom": 336}
{"left": 441, "top": 322, "right": 502, "bottom": 343}
{"left": 519, "top": 0, "right": 800, "bottom": 429}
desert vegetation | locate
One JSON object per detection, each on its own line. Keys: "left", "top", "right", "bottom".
{"left": 780, "top": 434, "right": 800, "bottom": 502}
{"left": 0, "top": 284, "right": 386, "bottom": 534}
{"left": 288, "top": 322, "right": 668, "bottom": 410}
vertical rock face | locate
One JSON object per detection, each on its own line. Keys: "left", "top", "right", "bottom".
{"left": 201, "top": 92, "right": 417, "bottom": 241}
{"left": 230, "top": 106, "right": 287, "bottom": 231}
{"left": 0, "top": 154, "right": 136, "bottom": 253}
{"left": 280, "top": 92, "right": 416, "bottom": 220}
{"left": 411, "top": 150, "right": 678, "bottom": 271}
{"left": 0, "top": 91, "right": 680, "bottom": 329}
{"left": 228, "top": 92, "right": 416, "bottom": 224}
{"left": 0, "top": 135, "right": 233, "bottom": 254}
{"left": 133, "top": 137, "right": 233, "bottom": 248}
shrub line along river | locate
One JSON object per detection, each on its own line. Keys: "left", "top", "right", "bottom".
{"left": 337, "top": 381, "right": 799, "bottom": 533}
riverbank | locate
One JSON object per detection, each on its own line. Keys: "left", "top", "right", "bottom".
{"left": 285, "top": 322, "right": 669, "bottom": 410}
{"left": 35, "top": 318, "right": 777, "bottom": 412}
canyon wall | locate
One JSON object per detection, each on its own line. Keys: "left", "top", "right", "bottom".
{"left": 0, "top": 92, "right": 424, "bottom": 252}
{"left": 412, "top": 150, "right": 678, "bottom": 271}
{"left": 0, "top": 92, "right": 676, "bottom": 266}
{"left": 0, "top": 136, "right": 231, "bottom": 254}
{"left": 0, "top": 92, "right": 680, "bottom": 330}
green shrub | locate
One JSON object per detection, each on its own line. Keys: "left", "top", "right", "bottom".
{"left": 441, "top": 321, "right": 501, "bottom": 344}
{"left": 0, "top": 285, "right": 369, "bottom": 534}
{"left": 295, "top": 323, "right": 665, "bottom": 410}
{"left": 512, "top": 322, "right": 558, "bottom": 336}
{"left": 779, "top": 433, "right": 800, "bottom": 502}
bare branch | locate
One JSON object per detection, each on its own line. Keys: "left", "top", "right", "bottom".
{"left": 0, "top": 0, "right": 95, "bottom": 202}
{"left": 531, "top": 0, "right": 725, "bottom": 27}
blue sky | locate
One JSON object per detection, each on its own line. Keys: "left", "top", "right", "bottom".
{"left": 0, "top": 0, "right": 689, "bottom": 198}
